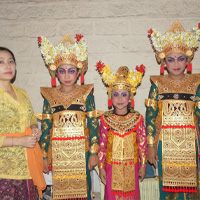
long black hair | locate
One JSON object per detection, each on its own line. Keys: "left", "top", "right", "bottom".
{"left": 0, "top": 47, "right": 16, "bottom": 63}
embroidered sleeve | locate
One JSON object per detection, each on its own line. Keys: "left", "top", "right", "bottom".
{"left": 86, "top": 92, "right": 99, "bottom": 155}
{"left": 23, "top": 89, "right": 38, "bottom": 127}
{"left": 39, "top": 98, "right": 53, "bottom": 159}
{"left": 31, "top": 114, "right": 38, "bottom": 126}
{"left": 195, "top": 84, "right": 200, "bottom": 148}
{"left": 146, "top": 83, "right": 159, "bottom": 147}
{"left": 0, "top": 136, "right": 6, "bottom": 148}
{"left": 98, "top": 121, "right": 108, "bottom": 169}
{"left": 136, "top": 121, "right": 147, "bottom": 168}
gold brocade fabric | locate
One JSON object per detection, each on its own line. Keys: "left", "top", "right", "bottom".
{"left": 162, "top": 100, "right": 197, "bottom": 188}
{"left": 102, "top": 110, "right": 142, "bottom": 133}
{"left": 112, "top": 132, "right": 136, "bottom": 193}
{"left": 151, "top": 74, "right": 200, "bottom": 189}
{"left": 102, "top": 111, "right": 142, "bottom": 194}
{"left": 0, "top": 84, "right": 37, "bottom": 179}
{"left": 41, "top": 84, "right": 93, "bottom": 109}
{"left": 52, "top": 111, "right": 87, "bottom": 199}
{"left": 41, "top": 84, "right": 94, "bottom": 199}
{"left": 150, "top": 74, "right": 200, "bottom": 94}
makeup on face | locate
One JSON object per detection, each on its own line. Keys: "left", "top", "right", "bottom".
{"left": 112, "top": 90, "right": 130, "bottom": 115}
{"left": 166, "top": 55, "right": 187, "bottom": 64}
{"left": 112, "top": 91, "right": 129, "bottom": 98}
{"left": 57, "top": 67, "right": 78, "bottom": 75}
{"left": 164, "top": 52, "right": 187, "bottom": 80}
{"left": 56, "top": 64, "right": 79, "bottom": 89}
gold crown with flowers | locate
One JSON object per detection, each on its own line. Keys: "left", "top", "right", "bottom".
{"left": 96, "top": 61, "right": 145, "bottom": 108}
{"left": 38, "top": 34, "right": 88, "bottom": 86}
{"left": 148, "top": 20, "right": 200, "bottom": 64}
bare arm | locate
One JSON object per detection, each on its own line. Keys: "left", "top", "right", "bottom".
{"left": 1, "top": 135, "right": 37, "bottom": 148}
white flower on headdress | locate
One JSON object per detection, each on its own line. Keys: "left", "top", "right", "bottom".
{"left": 38, "top": 35, "right": 88, "bottom": 65}
{"left": 149, "top": 25, "right": 200, "bottom": 52}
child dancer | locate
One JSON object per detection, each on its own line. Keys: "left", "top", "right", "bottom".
{"left": 96, "top": 62, "right": 147, "bottom": 200}
{"left": 146, "top": 20, "right": 200, "bottom": 199}
{"left": 38, "top": 34, "right": 100, "bottom": 200}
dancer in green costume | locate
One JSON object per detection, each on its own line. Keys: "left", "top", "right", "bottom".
{"left": 38, "top": 33, "right": 99, "bottom": 200}
{"left": 146, "top": 20, "right": 200, "bottom": 200}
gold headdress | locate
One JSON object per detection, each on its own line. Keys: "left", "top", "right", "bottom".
{"left": 96, "top": 61, "right": 145, "bottom": 108}
{"left": 38, "top": 34, "right": 88, "bottom": 86}
{"left": 148, "top": 20, "right": 200, "bottom": 74}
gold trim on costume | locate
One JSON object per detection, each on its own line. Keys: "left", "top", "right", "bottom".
{"left": 150, "top": 74, "right": 200, "bottom": 189}
{"left": 147, "top": 144, "right": 155, "bottom": 147}
{"left": 52, "top": 110, "right": 87, "bottom": 199}
{"left": 195, "top": 101, "right": 200, "bottom": 109}
{"left": 140, "top": 158, "right": 147, "bottom": 165}
{"left": 162, "top": 100, "right": 197, "bottom": 189}
{"left": 87, "top": 110, "right": 104, "bottom": 118}
{"left": 41, "top": 84, "right": 93, "bottom": 109}
{"left": 98, "top": 162, "right": 105, "bottom": 169}
{"left": 53, "top": 174, "right": 87, "bottom": 179}
{"left": 42, "top": 113, "right": 53, "bottom": 121}
{"left": 103, "top": 111, "right": 142, "bottom": 134}
{"left": 90, "top": 143, "right": 99, "bottom": 154}
{"left": 112, "top": 132, "right": 136, "bottom": 193}
{"left": 150, "top": 74, "right": 200, "bottom": 94}
{"left": 145, "top": 99, "right": 158, "bottom": 108}
{"left": 42, "top": 150, "right": 48, "bottom": 158}
{"left": 147, "top": 135, "right": 155, "bottom": 145}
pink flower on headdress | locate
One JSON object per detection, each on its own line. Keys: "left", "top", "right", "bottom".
{"left": 95, "top": 61, "right": 105, "bottom": 72}
{"left": 148, "top": 29, "right": 153, "bottom": 37}
{"left": 38, "top": 36, "right": 42, "bottom": 44}
{"left": 136, "top": 64, "right": 145, "bottom": 73}
{"left": 75, "top": 34, "right": 84, "bottom": 42}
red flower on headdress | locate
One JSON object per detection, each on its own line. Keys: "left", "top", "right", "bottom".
{"left": 95, "top": 61, "right": 105, "bottom": 72}
{"left": 75, "top": 34, "right": 84, "bottom": 42}
{"left": 148, "top": 29, "right": 153, "bottom": 37}
{"left": 198, "top": 23, "right": 200, "bottom": 29}
{"left": 38, "top": 36, "right": 42, "bottom": 44}
{"left": 136, "top": 64, "right": 145, "bottom": 73}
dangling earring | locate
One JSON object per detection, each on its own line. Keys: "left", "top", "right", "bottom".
{"left": 160, "top": 65, "right": 165, "bottom": 74}
{"left": 108, "top": 89, "right": 112, "bottom": 108}
{"left": 51, "top": 77, "right": 56, "bottom": 87}
{"left": 80, "top": 74, "right": 84, "bottom": 84}
{"left": 50, "top": 70, "right": 56, "bottom": 87}
{"left": 187, "top": 63, "right": 192, "bottom": 73}
{"left": 131, "top": 99, "right": 134, "bottom": 108}
{"left": 130, "top": 92, "right": 134, "bottom": 108}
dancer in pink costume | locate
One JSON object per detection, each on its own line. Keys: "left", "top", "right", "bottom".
{"left": 96, "top": 62, "right": 147, "bottom": 200}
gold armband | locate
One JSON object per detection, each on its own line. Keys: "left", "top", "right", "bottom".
{"left": 42, "top": 150, "right": 48, "bottom": 158}
{"left": 147, "top": 144, "right": 155, "bottom": 147}
{"left": 98, "top": 162, "right": 105, "bottom": 169}
{"left": 42, "top": 113, "right": 53, "bottom": 121}
{"left": 87, "top": 110, "right": 104, "bottom": 118}
{"left": 145, "top": 99, "right": 158, "bottom": 108}
{"left": 195, "top": 101, "right": 200, "bottom": 109}
{"left": 90, "top": 143, "right": 99, "bottom": 154}
{"left": 140, "top": 157, "right": 147, "bottom": 165}
{"left": 147, "top": 135, "right": 155, "bottom": 146}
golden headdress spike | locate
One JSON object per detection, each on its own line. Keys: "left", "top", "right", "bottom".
{"left": 59, "top": 33, "right": 75, "bottom": 44}
{"left": 38, "top": 34, "right": 88, "bottom": 86}
{"left": 167, "top": 20, "right": 185, "bottom": 33}
{"left": 148, "top": 20, "right": 200, "bottom": 74}
{"left": 95, "top": 61, "right": 145, "bottom": 108}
